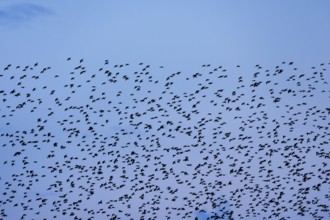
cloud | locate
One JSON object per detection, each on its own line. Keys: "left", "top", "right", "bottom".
{"left": 194, "top": 197, "right": 231, "bottom": 220}
{"left": 0, "top": 3, "right": 52, "bottom": 26}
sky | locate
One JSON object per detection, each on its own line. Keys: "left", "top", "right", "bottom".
{"left": 0, "top": 1, "right": 330, "bottom": 220}
{"left": 1, "top": 0, "right": 330, "bottom": 67}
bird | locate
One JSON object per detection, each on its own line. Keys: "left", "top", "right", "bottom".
{"left": 0, "top": 59, "right": 329, "bottom": 220}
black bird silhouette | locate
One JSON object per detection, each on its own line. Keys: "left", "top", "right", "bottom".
{"left": 0, "top": 60, "right": 329, "bottom": 220}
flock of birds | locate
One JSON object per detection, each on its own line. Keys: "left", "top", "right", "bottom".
{"left": 0, "top": 59, "right": 329, "bottom": 220}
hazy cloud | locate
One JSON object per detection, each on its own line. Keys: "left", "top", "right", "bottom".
{"left": 0, "top": 3, "right": 51, "bottom": 26}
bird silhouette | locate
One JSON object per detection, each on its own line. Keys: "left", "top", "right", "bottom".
{"left": 0, "top": 60, "right": 329, "bottom": 220}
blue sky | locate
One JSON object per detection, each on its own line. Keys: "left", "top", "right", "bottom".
{"left": 0, "top": 1, "right": 330, "bottom": 219}
{"left": 1, "top": 0, "right": 330, "bottom": 67}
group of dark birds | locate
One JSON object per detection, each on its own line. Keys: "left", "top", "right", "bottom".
{"left": 0, "top": 59, "right": 329, "bottom": 220}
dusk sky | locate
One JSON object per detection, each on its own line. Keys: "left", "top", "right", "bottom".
{"left": 1, "top": 1, "right": 330, "bottom": 220}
